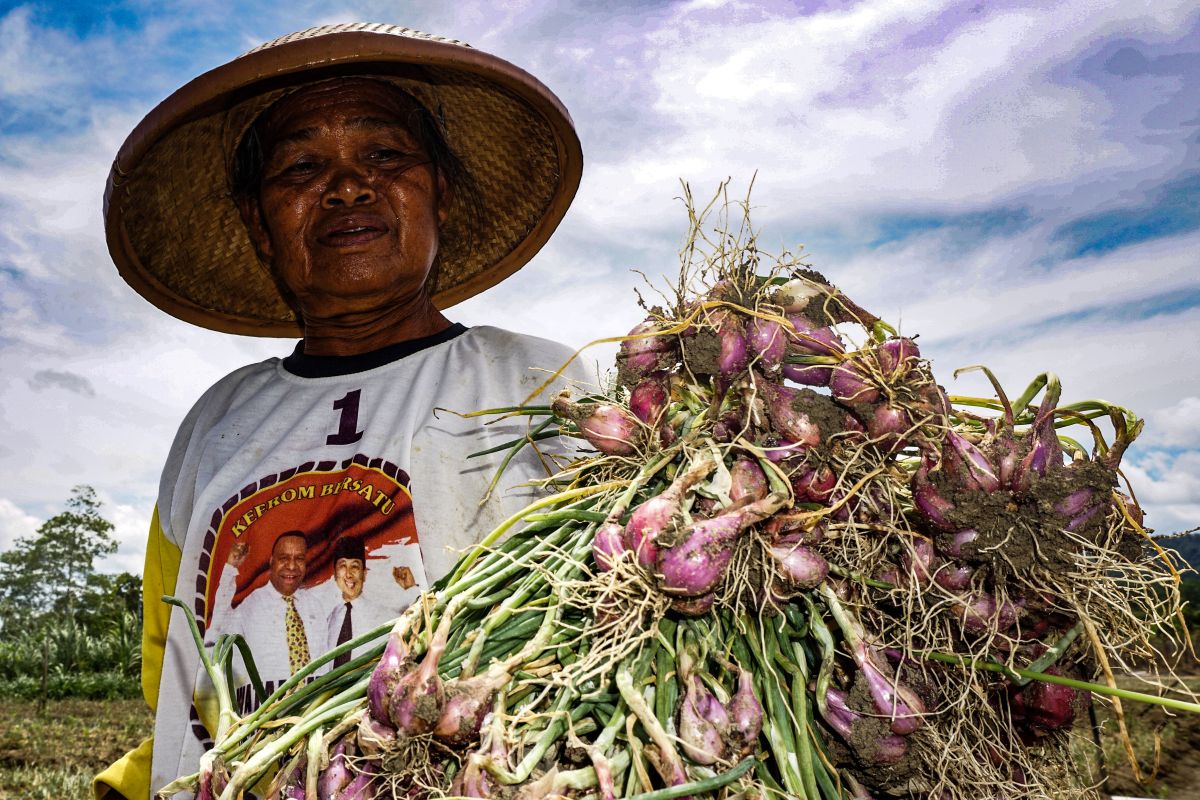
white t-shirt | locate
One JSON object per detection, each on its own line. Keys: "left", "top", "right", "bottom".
{"left": 150, "top": 325, "right": 594, "bottom": 795}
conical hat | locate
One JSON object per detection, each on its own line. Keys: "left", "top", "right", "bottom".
{"left": 105, "top": 23, "right": 582, "bottom": 337}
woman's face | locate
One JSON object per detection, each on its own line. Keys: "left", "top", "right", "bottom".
{"left": 239, "top": 80, "right": 451, "bottom": 322}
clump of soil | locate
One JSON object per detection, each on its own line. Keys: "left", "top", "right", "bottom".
{"left": 681, "top": 330, "right": 723, "bottom": 376}
{"left": 930, "top": 459, "right": 1120, "bottom": 575}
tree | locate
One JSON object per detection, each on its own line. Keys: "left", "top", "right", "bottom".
{"left": 0, "top": 486, "right": 117, "bottom": 625}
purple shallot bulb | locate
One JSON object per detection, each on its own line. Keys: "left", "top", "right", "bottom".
{"left": 1055, "top": 485, "right": 1110, "bottom": 531}
{"left": 866, "top": 734, "right": 909, "bottom": 766}
{"left": 781, "top": 362, "right": 833, "bottom": 386}
{"left": 952, "top": 592, "right": 1022, "bottom": 633}
{"left": 876, "top": 337, "right": 920, "bottom": 380}
{"left": 992, "top": 433, "right": 1022, "bottom": 490}
{"left": 433, "top": 662, "right": 512, "bottom": 746}
{"left": 335, "top": 761, "right": 378, "bottom": 800}
{"left": 791, "top": 464, "right": 837, "bottom": 503}
{"left": 388, "top": 618, "right": 450, "bottom": 735}
{"left": 747, "top": 316, "right": 787, "bottom": 371}
{"left": 1055, "top": 487, "right": 1095, "bottom": 517}
{"left": 1011, "top": 386, "right": 1064, "bottom": 492}
{"left": 785, "top": 314, "right": 844, "bottom": 356}
{"left": 760, "top": 383, "right": 827, "bottom": 447}
{"left": 953, "top": 592, "right": 995, "bottom": 634}
{"left": 725, "top": 668, "right": 763, "bottom": 757}
{"left": 366, "top": 628, "right": 410, "bottom": 724}
{"left": 617, "top": 319, "right": 675, "bottom": 385}
{"left": 592, "top": 521, "right": 627, "bottom": 573}
{"left": 630, "top": 371, "right": 670, "bottom": 427}
{"left": 678, "top": 675, "right": 729, "bottom": 765}
{"left": 552, "top": 393, "right": 642, "bottom": 457}
{"left": 718, "top": 320, "right": 750, "bottom": 378}
{"left": 768, "top": 542, "right": 829, "bottom": 588}
{"left": 938, "top": 529, "right": 978, "bottom": 559}
{"left": 729, "top": 456, "right": 768, "bottom": 504}
{"left": 912, "top": 479, "right": 957, "bottom": 532}
{"left": 449, "top": 755, "right": 493, "bottom": 798}
{"left": 356, "top": 713, "right": 395, "bottom": 758}
{"left": 821, "top": 686, "right": 859, "bottom": 739}
{"left": 933, "top": 561, "right": 974, "bottom": 591}
{"left": 830, "top": 358, "right": 881, "bottom": 406}
{"left": 865, "top": 402, "right": 911, "bottom": 452}
{"left": 901, "top": 538, "right": 935, "bottom": 585}
{"left": 762, "top": 436, "right": 810, "bottom": 463}
{"left": 851, "top": 641, "right": 925, "bottom": 735}
{"left": 657, "top": 493, "right": 784, "bottom": 597}
{"left": 944, "top": 431, "right": 1001, "bottom": 493}
{"left": 318, "top": 741, "right": 353, "bottom": 800}
{"left": 624, "top": 456, "right": 714, "bottom": 568}
{"left": 1016, "top": 667, "right": 1089, "bottom": 735}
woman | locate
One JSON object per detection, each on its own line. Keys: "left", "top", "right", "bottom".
{"left": 96, "top": 24, "right": 588, "bottom": 799}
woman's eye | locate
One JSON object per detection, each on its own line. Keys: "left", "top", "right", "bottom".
{"left": 281, "top": 159, "right": 318, "bottom": 175}
{"left": 368, "top": 148, "right": 404, "bottom": 162}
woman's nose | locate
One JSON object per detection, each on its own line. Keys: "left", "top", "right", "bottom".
{"left": 321, "top": 165, "right": 377, "bottom": 208}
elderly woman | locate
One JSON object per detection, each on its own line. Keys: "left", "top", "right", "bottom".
{"left": 96, "top": 24, "right": 587, "bottom": 799}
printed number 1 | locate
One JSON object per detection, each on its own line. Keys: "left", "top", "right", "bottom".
{"left": 327, "top": 389, "right": 365, "bottom": 445}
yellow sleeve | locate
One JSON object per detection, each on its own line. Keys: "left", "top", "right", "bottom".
{"left": 93, "top": 506, "right": 181, "bottom": 800}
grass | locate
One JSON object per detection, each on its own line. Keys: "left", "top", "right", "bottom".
{"left": 0, "top": 698, "right": 152, "bottom": 799}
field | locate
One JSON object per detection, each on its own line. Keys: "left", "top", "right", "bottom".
{"left": 1087, "top": 675, "right": 1200, "bottom": 800}
{"left": 0, "top": 699, "right": 151, "bottom": 800}
{"left": 0, "top": 680, "right": 1195, "bottom": 799}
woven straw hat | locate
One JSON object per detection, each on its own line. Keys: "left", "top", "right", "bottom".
{"left": 104, "top": 23, "right": 583, "bottom": 337}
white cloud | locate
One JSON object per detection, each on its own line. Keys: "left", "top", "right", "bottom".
{"left": 95, "top": 496, "right": 152, "bottom": 576}
{"left": 1142, "top": 397, "right": 1200, "bottom": 449}
{"left": 0, "top": 499, "right": 39, "bottom": 553}
{"left": 0, "top": 7, "right": 75, "bottom": 98}
{"left": 1122, "top": 450, "right": 1200, "bottom": 536}
{"left": 575, "top": 1, "right": 1200, "bottom": 234}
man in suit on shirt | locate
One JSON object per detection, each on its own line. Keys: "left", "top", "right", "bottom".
{"left": 324, "top": 536, "right": 381, "bottom": 667}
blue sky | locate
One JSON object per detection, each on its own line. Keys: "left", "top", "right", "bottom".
{"left": 1, "top": 0, "right": 1198, "bottom": 573}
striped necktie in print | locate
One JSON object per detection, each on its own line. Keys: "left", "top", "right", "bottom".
{"left": 284, "top": 595, "right": 310, "bottom": 674}
{"left": 334, "top": 602, "right": 353, "bottom": 668}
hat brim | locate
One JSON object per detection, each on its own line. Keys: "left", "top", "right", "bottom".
{"left": 105, "top": 24, "right": 583, "bottom": 337}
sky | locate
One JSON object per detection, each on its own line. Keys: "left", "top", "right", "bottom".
{"left": 0, "top": 0, "right": 1197, "bottom": 575}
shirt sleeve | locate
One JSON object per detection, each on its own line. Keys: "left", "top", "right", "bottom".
{"left": 93, "top": 506, "right": 181, "bottom": 800}
{"left": 207, "top": 566, "right": 240, "bottom": 643}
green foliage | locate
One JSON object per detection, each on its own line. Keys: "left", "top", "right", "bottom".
{"left": 0, "top": 488, "right": 143, "bottom": 700}
{"left": 0, "top": 671, "right": 139, "bottom": 700}
{"left": 0, "top": 615, "right": 141, "bottom": 681}
{"left": 0, "top": 485, "right": 117, "bottom": 628}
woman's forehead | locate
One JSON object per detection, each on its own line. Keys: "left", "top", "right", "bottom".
{"left": 257, "top": 79, "right": 425, "bottom": 145}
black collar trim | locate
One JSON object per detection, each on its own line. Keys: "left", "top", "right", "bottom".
{"left": 282, "top": 323, "right": 469, "bottom": 378}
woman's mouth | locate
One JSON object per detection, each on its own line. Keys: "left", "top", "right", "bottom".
{"left": 319, "top": 216, "right": 388, "bottom": 246}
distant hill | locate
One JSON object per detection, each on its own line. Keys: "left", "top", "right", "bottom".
{"left": 1159, "top": 532, "right": 1200, "bottom": 579}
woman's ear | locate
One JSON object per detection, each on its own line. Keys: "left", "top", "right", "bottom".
{"left": 435, "top": 170, "right": 453, "bottom": 228}
{"left": 235, "top": 194, "right": 274, "bottom": 262}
